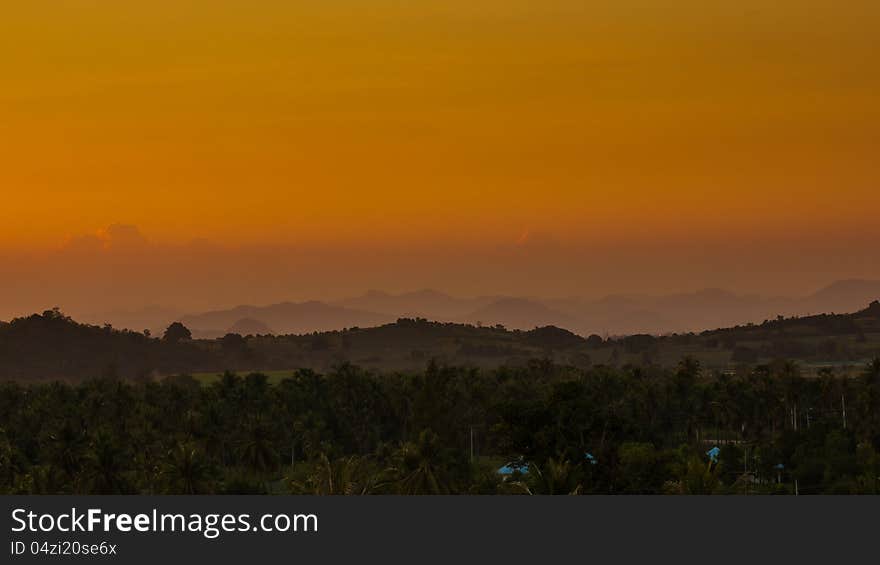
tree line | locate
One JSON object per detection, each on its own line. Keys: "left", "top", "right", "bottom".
{"left": 2, "top": 357, "right": 879, "bottom": 494}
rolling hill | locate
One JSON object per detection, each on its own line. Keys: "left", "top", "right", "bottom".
{"left": 2, "top": 301, "right": 879, "bottom": 381}
{"left": 179, "top": 301, "right": 394, "bottom": 338}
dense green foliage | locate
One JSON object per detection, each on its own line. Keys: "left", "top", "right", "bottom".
{"left": 2, "top": 358, "right": 879, "bottom": 494}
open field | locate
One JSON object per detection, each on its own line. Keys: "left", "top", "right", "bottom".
{"left": 190, "top": 370, "right": 298, "bottom": 385}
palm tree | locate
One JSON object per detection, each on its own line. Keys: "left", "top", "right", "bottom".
{"left": 295, "top": 454, "right": 391, "bottom": 495}
{"left": 18, "top": 464, "right": 67, "bottom": 495}
{"left": 394, "top": 430, "right": 451, "bottom": 495}
{"left": 46, "top": 421, "right": 86, "bottom": 483}
{"left": 677, "top": 456, "right": 721, "bottom": 495}
{"left": 237, "top": 423, "right": 279, "bottom": 474}
{"left": 0, "top": 428, "right": 17, "bottom": 493}
{"left": 512, "top": 457, "right": 582, "bottom": 495}
{"left": 856, "top": 359, "right": 880, "bottom": 440}
{"left": 161, "top": 444, "right": 215, "bottom": 494}
{"left": 80, "top": 432, "right": 130, "bottom": 494}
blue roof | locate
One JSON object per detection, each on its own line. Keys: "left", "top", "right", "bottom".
{"left": 585, "top": 453, "right": 597, "bottom": 464}
{"left": 497, "top": 462, "right": 529, "bottom": 475}
{"left": 706, "top": 447, "right": 721, "bottom": 461}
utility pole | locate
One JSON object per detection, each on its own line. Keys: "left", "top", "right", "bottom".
{"left": 842, "top": 394, "right": 847, "bottom": 430}
{"left": 469, "top": 426, "right": 474, "bottom": 463}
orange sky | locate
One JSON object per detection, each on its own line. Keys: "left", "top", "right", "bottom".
{"left": 1, "top": 1, "right": 878, "bottom": 317}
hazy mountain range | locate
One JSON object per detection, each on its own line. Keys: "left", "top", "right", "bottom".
{"left": 80, "top": 279, "right": 880, "bottom": 339}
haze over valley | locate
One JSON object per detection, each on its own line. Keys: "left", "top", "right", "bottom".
{"left": 62, "top": 279, "right": 880, "bottom": 339}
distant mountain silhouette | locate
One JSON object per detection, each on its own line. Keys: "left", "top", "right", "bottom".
{"left": 81, "top": 279, "right": 880, "bottom": 338}
{"left": 180, "top": 301, "right": 393, "bottom": 337}
{"left": 564, "top": 288, "right": 790, "bottom": 335}
{"left": 80, "top": 305, "right": 183, "bottom": 334}
{"left": 226, "top": 317, "right": 274, "bottom": 336}
{"left": 333, "top": 289, "right": 492, "bottom": 319}
{"left": 461, "top": 297, "right": 575, "bottom": 330}
{"left": 552, "top": 281, "right": 880, "bottom": 335}
{"left": 799, "top": 279, "right": 880, "bottom": 315}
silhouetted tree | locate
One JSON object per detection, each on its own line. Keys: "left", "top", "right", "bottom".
{"left": 163, "top": 322, "right": 192, "bottom": 343}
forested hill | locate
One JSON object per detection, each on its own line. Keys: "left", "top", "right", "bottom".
{"left": 2, "top": 302, "right": 880, "bottom": 381}
{"left": 0, "top": 311, "right": 588, "bottom": 380}
{"left": 0, "top": 309, "right": 214, "bottom": 380}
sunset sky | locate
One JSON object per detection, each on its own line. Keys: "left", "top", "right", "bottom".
{"left": 1, "top": 1, "right": 878, "bottom": 319}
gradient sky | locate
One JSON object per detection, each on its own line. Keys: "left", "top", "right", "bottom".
{"left": 1, "top": 1, "right": 878, "bottom": 319}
